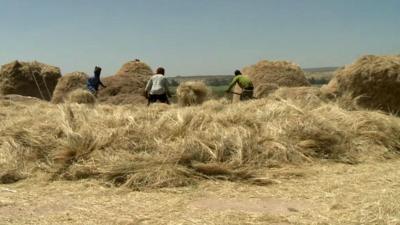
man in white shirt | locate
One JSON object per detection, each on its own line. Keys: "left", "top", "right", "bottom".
{"left": 145, "top": 67, "right": 171, "bottom": 105}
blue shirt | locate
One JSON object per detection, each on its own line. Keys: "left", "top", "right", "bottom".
{"left": 87, "top": 76, "right": 104, "bottom": 91}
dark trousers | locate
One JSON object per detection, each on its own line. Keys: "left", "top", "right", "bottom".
{"left": 148, "top": 93, "right": 170, "bottom": 105}
{"left": 240, "top": 87, "right": 254, "bottom": 101}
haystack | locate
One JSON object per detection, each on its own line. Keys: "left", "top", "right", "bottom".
{"left": 115, "top": 60, "right": 153, "bottom": 77}
{"left": 51, "top": 72, "right": 88, "bottom": 103}
{"left": 97, "top": 61, "right": 153, "bottom": 105}
{"left": 0, "top": 60, "right": 61, "bottom": 100}
{"left": 254, "top": 83, "right": 279, "bottom": 98}
{"left": 271, "top": 87, "right": 329, "bottom": 108}
{"left": 242, "top": 60, "right": 310, "bottom": 87}
{"left": 176, "top": 81, "right": 210, "bottom": 106}
{"left": 67, "top": 89, "right": 96, "bottom": 104}
{"left": 325, "top": 55, "right": 400, "bottom": 113}
{"left": 232, "top": 60, "right": 310, "bottom": 102}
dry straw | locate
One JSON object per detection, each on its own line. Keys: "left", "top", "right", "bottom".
{"left": 324, "top": 55, "right": 400, "bottom": 114}
{"left": 1, "top": 92, "right": 399, "bottom": 189}
{"left": 242, "top": 60, "right": 310, "bottom": 88}
{"left": 176, "top": 81, "right": 210, "bottom": 106}
{"left": 233, "top": 60, "right": 310, "bottom": 102}
{"left": 51, "top": 72, "right": 88, "bottom": 103}
{"left": 97, "top": 61, "right": 153, "bottom": 105}
{"left": 0, "top": 60, "right": 61, "bottom": 101}
{"left": 67, "top": 89, "right": 96, "bottom": 104}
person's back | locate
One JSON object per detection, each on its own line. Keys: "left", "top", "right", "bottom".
{"left": 87, "top": 66, "right": 106, "bottom": 96}
{"left": 145, "top": 67, "right": 170, "bottom": 105}
{"left": 226, "top": 70, "right": 254, "bottom": 101}
{"left": 148, "top": 74, "right": 168, "bottom": 95}
{"left": 233, "top": 75, "right": 253, "bottom": 89}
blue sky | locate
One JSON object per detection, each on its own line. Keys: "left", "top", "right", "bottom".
{"left": 0, "top": 0, "right": 399, "bottom": 76}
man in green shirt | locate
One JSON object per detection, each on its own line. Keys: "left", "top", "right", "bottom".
{"left": 226, "top": 70, "right": 254, "bottom": 101}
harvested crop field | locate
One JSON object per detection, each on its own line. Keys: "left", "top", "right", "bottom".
{"left": 1, "top": 94, "right": 400, "bottom": 224}
{"left": 1, "top": 161, "right": 399, "bottom": 224}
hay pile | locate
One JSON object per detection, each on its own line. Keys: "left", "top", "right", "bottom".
{"left": 270, "top": 87, "right": 330, "bottom": 108}
{"left": 324, "top": 55, "right": 400, "bottom": 113}
{"left": 97, "top": 61, "right": 153, "bottom": 105}
{"left": 51, "top": 72, "right": 88, "bottom": 103}
{"left": 231, "top": 60, "right": 310, "bottom": 102}
{"left": 176, "top": 81, "right": 210, "bottom": 106}
{"left": 242, "top": 60, "right": 310, "bottom": 87}
{"left": 1, "top": 95, "right": 400, "bottom": 190}
{"left": 0, "top": 60, "right": 61, "bottom": 100}
{"left": 67, "top": 89, "right": 96, "bottom": 104}
{"left": 254, "top": 83, "right": 279, "bottom": 98}
{"left": 115, "top": 60, "right": 153, "bottom": 77}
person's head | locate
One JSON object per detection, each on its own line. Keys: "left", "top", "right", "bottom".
{"left": 94, "top": 66, "right": 102, "bottom": 77}
{"left": 234, "top": 70, "right": 242, "bottom": 76}
{"left": 156, "top": 67, "right": 165, "bottom": 75}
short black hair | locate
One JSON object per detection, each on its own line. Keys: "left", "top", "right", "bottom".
{"left": 156, "top": 67, "right": 165, "bottom": 75}
{"left": 94, "top": 66, "right": 102, "bottom": 76}
{"left": 234, "top": 70, "right": 242, "bottom": 76}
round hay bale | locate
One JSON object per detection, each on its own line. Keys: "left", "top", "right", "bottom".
{"left": 0, "top": 60, "right": 61, "bottom": 100}
{"left": 254, "top": 83, "right": 279, "bottom": 98}
{"left": 67, "top": 89, "right": 96, "bottom": 104}
{"left": 176, "top": 81, "right": 210, "bottom": 106}
{"left": 97, "top": 61, "right": 153, "bottom": 105}
{"left": 327, "top": 55, "right": 400, "bottom": 113}
{"left": 51, "top": 72, "right": 88, "bottom": 103}
{"left": 242, "top": 60, "right": 310, "bottom": 87}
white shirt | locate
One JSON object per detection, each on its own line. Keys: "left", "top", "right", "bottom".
{"left": 145, "top": 74, "right": 170, "bottom": 95}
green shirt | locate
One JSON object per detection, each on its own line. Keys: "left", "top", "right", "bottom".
{"left": 227, "top": 75, "right": 253, "bottom": 92}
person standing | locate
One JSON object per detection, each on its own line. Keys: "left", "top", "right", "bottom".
{"left": 87, "top": 66, "right": 106, "bottom": 96}
{"left": 145, "top": 67, "right": 171, "bottom": 105}
{"left": 225, "top": 70, "right": 254, "bottom": 101}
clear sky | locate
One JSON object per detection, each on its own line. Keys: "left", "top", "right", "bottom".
{"left": 0, "top": 0, "right": 399, "bottom": 76}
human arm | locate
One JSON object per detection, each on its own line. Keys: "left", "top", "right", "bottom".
{"left": 226, "top": 77, "right": 239, "bottom": 93}
{"left": 145, "top": 78, "right": 153, "bottom": 96}
{"left": 99, "top": 80, "right": 106, "bottom": 88}
{"left": 163, "top": 78, "right": 171, "bottom": 97}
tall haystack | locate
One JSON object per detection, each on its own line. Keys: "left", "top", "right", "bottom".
{"left": 0, "top": 60, "right": 61, "bottom": 101}
{"left": 325, "top": 55, "right": 400, "bottom": 113}
{"left": 176, "top": 81, "right": 210, "bottom": 106}
{"left": 97, "top": 61, "right": 153, "bottom": 105}
{"left": 51, "top": 72, "right": 88, "bottom": 104}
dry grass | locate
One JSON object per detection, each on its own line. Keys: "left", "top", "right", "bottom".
{"left": 253, "top": 83, "right": 279, "bottom": 98}
{"left": 97, "top": 61, "right": 153, "bottom": 105}
{"left": 51, "top": 72, "right": 88, "bottom": 104}
{"left": 325, "top": 55, "right": 400, "bottom": 114}
{"left": 67, "top": 89, "right": 96, "bottom": 105}
{"left": 0, "top": 60, "right": 61, "bottom": 101}
{"left": 242, "top": 60, "right": 310, "bottom": 88}
{"left": 0, "top": 161, "right": 399, "bottom": 224}
{"left": 176, "top": 81, "right": 210, "bottom": 106}
{"left": 1, "top": 93, "right": 399, "bottom": 190}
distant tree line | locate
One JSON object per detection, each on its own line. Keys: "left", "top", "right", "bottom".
{"left": 307, "top": 77, "right": 329, "bottom": 85}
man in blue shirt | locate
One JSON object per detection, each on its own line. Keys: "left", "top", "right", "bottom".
{"left": 87, "top": 66, "right": 106, "bottom": 96}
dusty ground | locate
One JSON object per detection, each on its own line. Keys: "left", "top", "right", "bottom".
{"left": 1, "top": 160, "right": 399, "bottom": 225}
